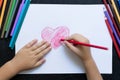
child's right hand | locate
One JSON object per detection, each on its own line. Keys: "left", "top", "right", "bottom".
{"left": 64, "top": 34, "right": 93, "bottom": 63}
{"left": 64, "top": 34, "right": 103, "bottom": 80}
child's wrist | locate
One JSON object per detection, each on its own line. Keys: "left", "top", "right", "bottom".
{"left": 8, "top": 60, "right": 21, "bottom": 74}
{"left": 82, "top": 57, "right": 94, "bottom": 66}
{"left": 0, "top": 60, "right": 21, "bottom": 79}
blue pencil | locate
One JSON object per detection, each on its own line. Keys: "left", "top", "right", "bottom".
{"left": 10, "top": 0, "right": 25, "bottom": 36}
{"left": 9, "top": 0, "right": 30, "bottom": 49}
{"left": 118, "top": 0, "right": 120, "bottom": 7}
{"left": 103, "top": 8, "right": 120, "bottom": 46}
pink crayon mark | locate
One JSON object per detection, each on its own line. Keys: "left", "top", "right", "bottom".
{"left": 41, "top": 26, "right": 70, "bottom": 49}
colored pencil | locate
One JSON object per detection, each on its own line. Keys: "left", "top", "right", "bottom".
{"left": 104, "top": 9, "right": 120, "bottom": 46}
{"left": 9, "top": 0, "right": 30, "bottom": 49}
{"left": 61, "top": 39, "right": 108, "bottom": 50}
{"left": 0, "top": 0, "right": 3, "bottom": 8}
{"left": 105, "top": 18, "right": 120, "bottom": 58}
{"left": 10, "top": 0, "right": 25, "bottom": 36}
{"left": 114, "top": 0, "right": 120, "bottom": 14}
{"left": 111, "top": 0, "right": 120, "bottom": 23}
{"left": 108, "top": 0, "right": 120, "bottom": 30}
{"left": 1, "top": 0, "right": 15, "bottom": 38}
{"left": 0, "top": 0, "right": 7, "bottom": 29}
{"left": 0, "top": 0, "right": 3, "bottom": 16}
{"left": 118, "top": 0, "right": 120, "bottom": 7}
{"left": 5, "top": 0, "right": 19, "bottom": 38}
{"left": 5, "top": 0, "right": 16, "bottom": 34}
{"left": 103, "top": 0, "right": 120, "bottom": 37}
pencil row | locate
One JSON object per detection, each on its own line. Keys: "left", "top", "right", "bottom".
{"left": 0, "top": 0, "right": 30, "bottom": 49}
{"left": 103, "top": 0, "right": 120, "bottom": 58}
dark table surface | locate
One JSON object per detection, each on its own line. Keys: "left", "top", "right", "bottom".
{"left": 0, "top": 0, "right": 120, "bottom": 80}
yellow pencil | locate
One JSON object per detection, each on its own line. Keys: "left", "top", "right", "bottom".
{"left": 0, "top": 0, "right": 7, "bottom": 28}
{"left": 111, "top": 0, "right": 120, "bottom": 23}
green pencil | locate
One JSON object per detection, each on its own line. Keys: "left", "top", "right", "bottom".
{"left": 5, "top": 0, "right": 18, "bottom": 38}
{"left": 1, "top": 0, "right": 16, "bottom": 38}
{"left": 5, "top": 0, "right": 17, "bottom": 37}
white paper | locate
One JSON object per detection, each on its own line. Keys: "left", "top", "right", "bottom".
{"left": 16, "top": 4, "right": 112, "bottom": 74}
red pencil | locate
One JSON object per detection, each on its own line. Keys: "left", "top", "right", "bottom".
{"left": 0, "top": 0, "right": 3, "bottom": 8}
{"left": 105, "top": 18, "right": 120, "bottom": 58}
{"left": 61, "top": 39, "right": 108, "bottom": 50}
{"left": 103, "top": 0, "right": 120, "bottom": 37}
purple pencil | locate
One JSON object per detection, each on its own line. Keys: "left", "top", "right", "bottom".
{"left": 104, "top": 8, "right": 120, "bottom": 46}
{"left": 10, "top": 0, "right": 25, "bottom": 36}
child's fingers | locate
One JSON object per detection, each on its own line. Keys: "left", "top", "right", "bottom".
{"left": 64, "top": 41, "right": 81, "bottom": 57}
{"left": 64, "top": 34, "right": 79, "bottom": 42}
{"left": 37, "top": 47, "right": 51, "bottom": 60}
{"left": 34, "top": 58, "right": 46, "bottom": 67}
{"left": 65, "top": 34, "right": 89, "bottom": 43}
{"left": 64, "top": 41, "right": 77, "bottom": 51}
{"left": 34, "top": 42, "right": 51, "bottom": 55}
{"left": 30, "top": 41, "right": 46, "bottom": 51}
{"left": 24, "top": 39, "right": 38, "bottom": 48}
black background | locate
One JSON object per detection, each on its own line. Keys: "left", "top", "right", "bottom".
{"left": 0, "top": 0, "right": 120, "bottom": 80}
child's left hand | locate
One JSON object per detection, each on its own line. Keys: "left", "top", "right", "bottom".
{"left": 10, "top": 39, "right": 51, "bottom": 72}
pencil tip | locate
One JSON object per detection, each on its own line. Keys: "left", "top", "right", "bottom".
{"left": 60, "top": 39, "right": 65, "bottom": 41}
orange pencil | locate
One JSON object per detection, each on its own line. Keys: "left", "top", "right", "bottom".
{"left": 0, "top": 0, "right": 7, "bottom": 28}
{"left": 0, "top": 0, "right": 3, "bottom": 8}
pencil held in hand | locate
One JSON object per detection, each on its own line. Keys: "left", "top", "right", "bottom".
{"left": 61, "top": 39, "right": 108, "bottom": 50}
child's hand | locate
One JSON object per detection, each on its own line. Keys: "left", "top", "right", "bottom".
{"left": 64, "top": 34, "right": 92, "bottom": 63}
{"left": 64, "top": 34, "right": 103, "bottom": 80}
{"left": 10, "top": 39, "right": 51, "bottom": 72}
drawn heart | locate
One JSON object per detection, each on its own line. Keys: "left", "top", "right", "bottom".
{"left": 41, "top": 26, "right": 70, "bottom": 49}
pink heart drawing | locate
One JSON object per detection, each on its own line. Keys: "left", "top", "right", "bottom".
{"left": 41, "top": 26, "right": 70, "bottom": 49}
